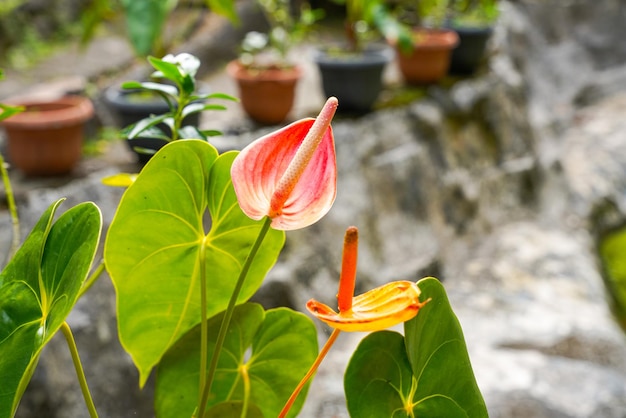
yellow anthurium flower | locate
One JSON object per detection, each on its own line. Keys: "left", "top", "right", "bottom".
{"left": 280, "top": 227, "right": 430, "bottom": 418}
{"left": 307, "top": 280, "right": 426, "bottom": 332}
{"left": 306, "top": 226, "right": 430, "bottom": 332}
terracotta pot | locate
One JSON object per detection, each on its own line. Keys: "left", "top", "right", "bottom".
{"left": 1, "top": 95, "right": 94, "bottom": 176}
{"left": 313, "top": 44, "right": 392, "bottom": 114}
{"left": 227, "top": 60, "right": 302, "bottom": 125}
{"left": 394, "top": 28, "right": 459, "bottom": 85}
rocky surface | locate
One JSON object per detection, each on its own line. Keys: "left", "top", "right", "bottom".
{"left": 4, "top": 0, "right": 626, "bottom": 417}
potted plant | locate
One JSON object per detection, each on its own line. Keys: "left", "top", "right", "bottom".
{"left": 0, "top": 94, "right": 94, "bottom": 176}
{"left": 227, "top": 0, "right": 322, "bottom": 125}
{"left": 104, "top": 86, "right": 203, "bottom": 164}
{"left": 105, "top": 53, "right": 236, "bottom": 164}
{"left": 446, "top": 0, "right": 499, "bottom": 75}
{"left": 313, "top": 0, "right": 394, "bottom": 113}
{"left": 377, "top": 0, "right": 460, "bottom": 85}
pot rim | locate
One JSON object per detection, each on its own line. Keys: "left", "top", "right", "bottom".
{"left": 409, "top": 28, "right": 460, "bottom": 49}
{"left": 226, "top": 60, "right": 303, "bottom": 82}
{"left": 312, "top": 42, "right": 394, "bottom": 65}
{"left": 104, "top": 85, "right": 172, "bottom": 112}
{"left": 1, "top": 95, "right": 94, "bottom": 129}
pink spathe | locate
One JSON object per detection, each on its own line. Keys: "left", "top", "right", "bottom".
{"left": 231, "top": 97, "right": 338, "bottom": 230}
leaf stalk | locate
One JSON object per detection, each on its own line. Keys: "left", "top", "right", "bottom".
{"left": 61, "top": 322, "right": 99, "bottom": 418}
{"left": 196, "top": 216, "right": 272, "bottom": 417}
{"left": 0, "top": 153, "right": 20, "bottom": 260}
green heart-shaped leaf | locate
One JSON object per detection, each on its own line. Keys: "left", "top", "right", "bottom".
{"left": 104, "top": 140, "right": 285, "bottom": 386}
{"left": 0, "top": 199, "right": 102, "bottom": 417}
{"left": 345, "top": 278, "right": 487, "bottom": 417}
{"left": 155, "top": 303, "right": 318, "bottom": 418}
{"left": 204, "top": 401, "right": 264, "bottom": 418}
{"left": 345, "top": 330, "right": 415, "bottom": 417}
{"left": 405, "top": 277, "right": 487, "bottom": 417}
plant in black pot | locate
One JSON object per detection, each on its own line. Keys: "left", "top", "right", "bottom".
{"left": 447, "top": 0, "right": 499, "bottom": 75}
{"left": 106, "top": 53, "right": 236, "bottom": 163}
{"left": 313, "top": 0, "right": 394, "bottom": 114}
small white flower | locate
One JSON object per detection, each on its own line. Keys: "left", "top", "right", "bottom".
{"left": 271, "top": 27, "right": 288, "bottom": 46}
{"left": 242, "top": 31, "right": 269, "bottom": 52}
{"left": 162, "top": 53, "right": 200, "bottom": 77}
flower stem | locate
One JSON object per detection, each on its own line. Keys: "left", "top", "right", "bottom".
{"left": 78, "top": 260, "right": 105, "bottom": 298}
{"left": 196, "top": 217, "right": 272, "bottom": 418}
{"left": 61, "top": 322, "right": 98, "bottom": 418}
{"left": 0, "top": 153, "right": 20, "bottom": 260}
{"left": 278, "top": 328, "right": 342, "bottom": 418}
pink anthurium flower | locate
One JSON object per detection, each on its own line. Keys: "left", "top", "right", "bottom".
{"left": 306, "top": 226, "right": 430, "bottom": 332}
{"left": 231, "top": 97, "right": 338, "bottom": 230}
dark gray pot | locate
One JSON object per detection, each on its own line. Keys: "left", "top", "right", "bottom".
{"left": 448, "top": 25, "right": 494, "bottom": 75}
{"left": 313, "top": 44, "right": 392, "bottom": 114}
{"left": 104, "top": 87, "right": 201, "bottom": 164}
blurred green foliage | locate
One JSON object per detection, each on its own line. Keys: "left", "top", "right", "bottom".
{"left": 599, "top": 226, "right": 626, "bottom": 333}
{"left": 0, "top": 0, "right": 239, "bottom": 66}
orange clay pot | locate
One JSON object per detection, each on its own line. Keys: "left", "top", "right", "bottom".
{"left": 1, "top": 95, "right": 94, "bottom": 176}
{"left": 227, "top": 60, "right": 302, "bottom": 125}
{"left": 395, "top": 28, "right": 459, "bottom": 85}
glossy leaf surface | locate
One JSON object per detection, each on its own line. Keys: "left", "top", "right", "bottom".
{"left": 155, "top": 303, "right": 318, "bottom": 418}
{"left": 345, "top": 331, "right": 416, "bottom": 417}
{"left": 104, "top": 140, "right": 285, "bottom": 386}
{"left": 127, "top": 114, "right": 171, "bottom": 140}
{"left": 204, "top": 401, "right": 264, "bottom": 418}
{"left": 121, "top": 81, "right": 178, "bottom": 100}
{"left": 345, "top": 277, "right": 487, "bottom": 417}
{"left": 0, "top": 200, "right": 102, "bottom": 417}
{"left": 148, "top": 56, "right": 187, "bottom": 87}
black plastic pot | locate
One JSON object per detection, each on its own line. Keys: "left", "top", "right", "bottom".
{"left": 104, "top": 87, "right": 201, "bottom": 163}
{"left": 448, "top": 26, "right": 493, "bottom": 75}
{"left": 313, "top": 44, "right": 392, "bottom": 114}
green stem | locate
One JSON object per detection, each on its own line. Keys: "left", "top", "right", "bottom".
{"left": 278, "top": 328, "right": 341, "bottom": 418}
{"left": 61, "top": 322, "right": 99, "bottom": 418}
{"left": 171, "top": 90, "right": 189, "bottom": 142}
{"left": 196, "top": 217, "right": 272, "bottom": 418}
{"left": 0, "top": 153, "right": 20, "bottom": 259}
{"left": 78, "top": 260, "right": 106, "bottom": 298}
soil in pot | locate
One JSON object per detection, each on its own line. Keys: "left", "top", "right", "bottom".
{"left": 227, "top": 60, "right": 302, "bottom": 125}
{"left": 395, "top": 29, "right": 459, "bottom": 85}
{"left": 313, "top": 44, "right": 392, "bottom": 114}
{"left": 1, "top": 95, "right": 94, "bottom": 176}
